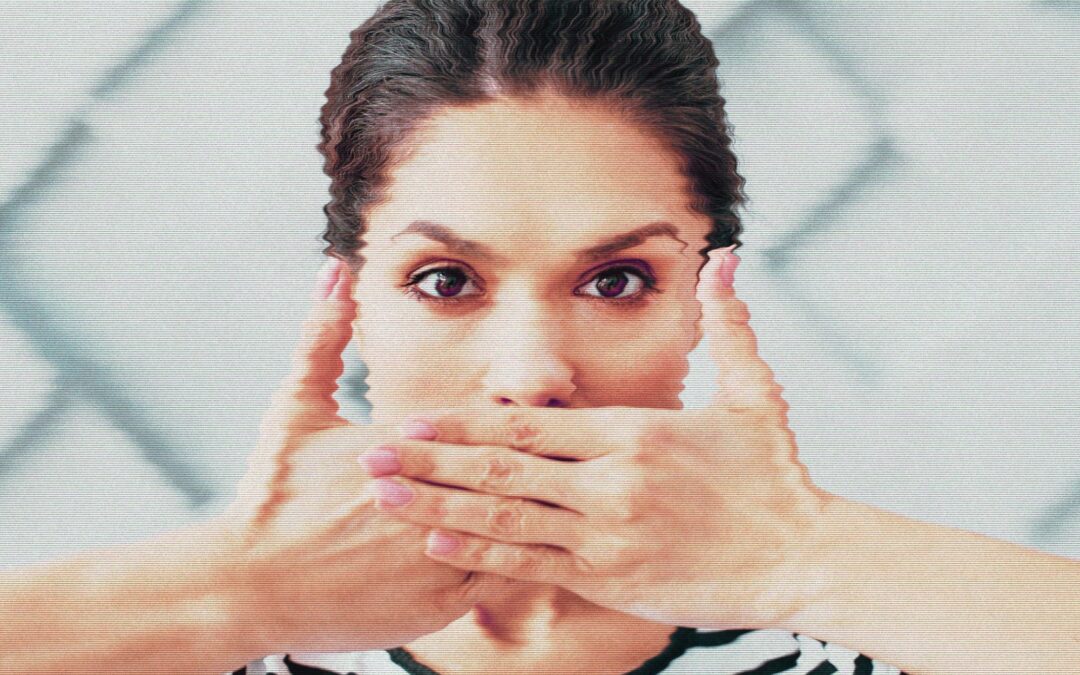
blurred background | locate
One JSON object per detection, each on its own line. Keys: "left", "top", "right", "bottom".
{"left": 1, "top": 0, "right": 1078, "bottom": 568}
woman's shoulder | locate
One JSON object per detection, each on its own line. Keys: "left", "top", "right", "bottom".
{"left": 227, "top": 628, "right": 910, "bottom": 675}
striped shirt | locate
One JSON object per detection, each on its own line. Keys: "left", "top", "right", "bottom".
{"left": 226, "top": 627, "right": 910, "bottom": 674}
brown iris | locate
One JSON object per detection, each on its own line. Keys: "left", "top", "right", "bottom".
{"left": 432, "top": 269, "right": 467, "bottom": 297}
{"left": 595, "top": 269, "right": 630, "bottom": 298}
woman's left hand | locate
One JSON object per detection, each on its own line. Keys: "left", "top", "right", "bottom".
{"left": 358, "top": 248, "right": 837, "bottom": 630}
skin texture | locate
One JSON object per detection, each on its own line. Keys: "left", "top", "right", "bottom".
{"left": 350, "top": 91, "right": 717, "bottom": 668}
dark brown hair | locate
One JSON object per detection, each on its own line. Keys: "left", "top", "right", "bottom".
{"left": 318, "top": 0, "right": 747, "bottom": 271}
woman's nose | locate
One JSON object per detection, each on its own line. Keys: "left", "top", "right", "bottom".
{"left": 481, "top": 305, "right": 577, "bottom": 408}
{"left": 486, "top": 345, "right": 576, "bottom": 407}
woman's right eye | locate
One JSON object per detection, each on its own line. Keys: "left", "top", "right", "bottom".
{"left": 403, "top": 266, "right": 483, "bottom": 304}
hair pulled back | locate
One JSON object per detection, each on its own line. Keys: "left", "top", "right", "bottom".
{"left": 318, "top": 0, "right": 747, "bottom": 269}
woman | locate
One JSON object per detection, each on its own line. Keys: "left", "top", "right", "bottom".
{"left": 225, "top": 0, "right": 1077, "bottom": 673}
{"left": 1, "top": 1, "right": 1077, "bottom": 674}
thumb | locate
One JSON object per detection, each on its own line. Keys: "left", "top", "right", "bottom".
{"left": 264, "top": 256, "right": 357, "bottom": 435}
{"left": 696, "top": 246, "right": 784, "bottom": 412}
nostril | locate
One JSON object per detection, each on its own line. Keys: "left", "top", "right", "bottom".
{"left": 495, "top": 396, "right": 567, "bottom": 407}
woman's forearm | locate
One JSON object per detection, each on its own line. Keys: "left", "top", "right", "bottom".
{"left": 0, "top": 521, "right": 262, "bottom": 675}
{"left": 782, "top": 496, "right": 1080, "bottom": 675}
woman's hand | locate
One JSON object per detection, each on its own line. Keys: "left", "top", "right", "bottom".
{"left": 214, "top": 258, "right": 515, "bottom": 656}
{"left": 357, "top": 248, "right": 838, "bottom": 631}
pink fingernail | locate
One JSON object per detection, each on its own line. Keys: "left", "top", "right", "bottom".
{"left": 401, "top": 418, "right": 438, "bottom": 440}
{"left": 718, "top": 249, "right": 738, "bottom": 290}
{"left": 375, "top": 478, "right": 414, "bottom": 507}
{"left": 314, "top": 258, "right": 341, "bottom": 300}
{"left": 331, "top": 263, "right": 353, "bottom": 301}
{"left": 358, "top": 446, "right": 401, "bottom": 476}
{"left": 427, "top": 531, "right": 461, "bottom": 556}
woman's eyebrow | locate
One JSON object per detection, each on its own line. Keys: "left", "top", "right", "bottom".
{"left": 389, "top": 220, "right": 687, "bottom": 262}
{"left": 580, "top": 222, "right": 688, "bottom": 261}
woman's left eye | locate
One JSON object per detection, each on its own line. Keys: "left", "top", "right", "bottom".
{"left": 575, "top": 266, "right": 661, "bottom": 304}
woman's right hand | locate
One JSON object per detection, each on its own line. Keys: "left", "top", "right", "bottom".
{"left": 212, "top": 257, "right": 514, "bottom": 656}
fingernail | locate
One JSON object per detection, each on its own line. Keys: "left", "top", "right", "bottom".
{"left": 717, "top": 248, "right": 738, "bottom": 290}
{"left": 400, "top": 418, "right": 438, "bottom": 440}
{"left": 359, "top": 446, "right": 401, "bottom": 476}
{"left": 314, "top": 258, "right": 341, "bottom": 300}
{"left": 427, "top": 530, "right": 461, "bottom": 556}
{"left": 374, "top": 478, "right": 414, "bottom": 507}
{"left": 331, "top": 263, "right": 353, "bottom": 301}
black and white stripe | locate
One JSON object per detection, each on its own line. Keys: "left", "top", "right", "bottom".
{"left": 228, "top": 627, "right": 910, "bottom": 675}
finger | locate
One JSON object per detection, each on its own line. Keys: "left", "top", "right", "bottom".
{"left": 696, "top": 247, "right": 786, "bottom": 412}
{"left": 371, "top": 477, "right": 586, "bottom": 551}
{"left": 423, "top": 527, "right": 578, "bottom": 588}
{"left": 358, "top": 440, "right": 589, "bottom": 513}
{"left": 398, "top": 406, "right": 630, "bottom": 461}
{"left": 265, "top": 257, "right": 357, "bottom": 433}
{"left": 452, "top": 569, "right": 525, "bottom": 609}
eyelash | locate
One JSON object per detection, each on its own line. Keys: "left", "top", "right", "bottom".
{"left": 401, "top": 263, "right": 663, "bottom": 307}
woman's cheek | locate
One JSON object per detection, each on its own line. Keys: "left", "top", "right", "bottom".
{"left": 572, "top": 323, "right": 692, "bottom": 407}
{"left": 631, "top": 302, "right": 700, "bottom": 402}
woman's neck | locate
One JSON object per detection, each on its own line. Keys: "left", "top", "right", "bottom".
{"left": 399, "top": 581, "right": 680, "bottom": 675}
{"left": 469, "top": 580, "right": 586, "bottom": 645}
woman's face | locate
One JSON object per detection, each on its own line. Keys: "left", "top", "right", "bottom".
{"left": 354, "top": 92, "right": 713, "bottom": 425}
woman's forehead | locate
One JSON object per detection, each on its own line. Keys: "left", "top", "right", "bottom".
{"left": 390, "top": 96, "right": 687, "bottom": 197}
{"left": 364, "top": 97, "right": 707, "bottom": 250}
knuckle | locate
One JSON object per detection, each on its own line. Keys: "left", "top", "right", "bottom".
{"left": 429, "top": 494, "right": 451, "bottom": 520}
{"left": 478, "top": 452, "right": 521, "bottom": 491}
{"left": 422, "top": 493, "right": 449, "bottom": 521}
{"left": 505, "top": 546, "right": 540, "bottom": 577}
{"left": 503, "top": 411, "right": 543, "bottom": 451}
{"left": 473, "top": 538, "right": 497, "bottom": 567}
{"left": 487, "top": 500, "right": 525, "bottom": 537}
{"left": 408, "top": 448, "right": 438, "bottom": 480}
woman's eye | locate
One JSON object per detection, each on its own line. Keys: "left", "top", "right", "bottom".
{"left": 405, "top": 266, "right": 482, "bottom": 302}
{"left": 576, "top": 266, "right": 658, "bottom": 302}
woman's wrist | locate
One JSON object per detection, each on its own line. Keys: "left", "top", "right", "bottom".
{"left": 184, "top": 516, "right": 282, "bottom": 664}
{"left": 774, "top": 495, "right": 1080, "bottom": 675}
{"left": 113, "top": 518, "right": 272, "bottom": 672}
